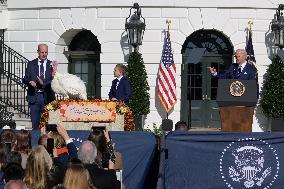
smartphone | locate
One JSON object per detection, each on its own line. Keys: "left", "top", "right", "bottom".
{"left": 46, "top": 138, "right": 54, "bottom": 155}
{"left": 5, "top": 142, "right": 12, "bottom": 150}
{"left": 46, "top": 124, "right": 57, "bottom": 132}
{"left": 101, "top": 152, "right": 110, "bottom": 168}
{"left": 92, "top": 126, "right": 106, "bottom": 132}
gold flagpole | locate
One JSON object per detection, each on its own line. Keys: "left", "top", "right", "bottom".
{"left": 166, "top": 19, "right": 171, "bottom": 32}
{"left": 247, "top": 19, "right": 258, "bottom": 82}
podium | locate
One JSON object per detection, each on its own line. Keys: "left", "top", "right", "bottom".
{"left": 216, "top": 79, "right": 258, "bottom": 132}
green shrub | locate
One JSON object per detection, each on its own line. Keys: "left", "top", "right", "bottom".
{"left": 260, "top": 55, "right": 284, "bottom": 118}
{"left": 127, "top": 51, "right": 150, "bottom": 115}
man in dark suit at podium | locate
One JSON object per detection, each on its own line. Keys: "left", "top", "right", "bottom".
{"left": 23, "top": 44, "right": 55, "bottom": 129}
{"left": 209, "top": 49, "right": 258, "bottom": 132}
{"left": 108, "top": 64, "right": 132, "bottom": 106}
{"left": 209, "top": 49, "right": 256, "bottom": 80}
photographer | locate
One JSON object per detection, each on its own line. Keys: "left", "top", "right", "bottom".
{"left": 88, "top": 128, "right": 122, "bottom": 170}
{"left": 46, "top": 124, "right": 78, "bottom": 167}
{"left": 78, "top": 141, "right": 119, "bottom": 189}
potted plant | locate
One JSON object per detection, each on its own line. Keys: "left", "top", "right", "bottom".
{"left": 127, "top": 51, "right": 150, "bottom": 130}
{"left": 260, "top": 55, "right": 284, "bottom": 131}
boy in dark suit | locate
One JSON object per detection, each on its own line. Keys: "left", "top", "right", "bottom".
{"left": 108, "top": 64, "right": 132, "bottom": 106}
{"left": 23, "top": 44, "right": 55, "bottom": 130}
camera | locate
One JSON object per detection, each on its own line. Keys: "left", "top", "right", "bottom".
{"left": 92, "top": 126, "right": 106, "bottom": 132}
{"left": 101, "top": 152, "right": 110, "bottom": 168}
{"left": 5, "top": 142, "right": 12, "bottom": 150}
{"left": 46, "top": 124, "right": 57, "bottom": 132}
{"left": 46, "top": 138, "right": 54, "bottom": 155}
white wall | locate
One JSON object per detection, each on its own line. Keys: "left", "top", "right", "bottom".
{"left": 4, "top": 0, "right": 280, "bottom": 130}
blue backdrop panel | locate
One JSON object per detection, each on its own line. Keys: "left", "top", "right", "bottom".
{"left": 164, "top": 131, "right": 284, "bottom": 189}
{"left": 30, "top": 130, "right": 156, "bottom": 189}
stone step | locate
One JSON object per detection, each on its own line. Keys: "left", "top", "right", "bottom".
{"left": 15, "top": 117, "right": 32, "bottom": 129}
{"left": 189, "top": 127, "right": 221, "bottom": 132}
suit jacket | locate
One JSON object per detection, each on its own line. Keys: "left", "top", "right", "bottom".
{"left": 57, "top": 142, "right": 78, "bottom": 167}
{"left": 108, "top": 76, "right": 132, "bottom": 105}
{"left": 23, "top": 58, "right": 55, "bottom": 104}
{"left": 84, "top": 163, "right": 120, "bottom": 189}
{"left": 216, "top": 63, "right": 256, "bottom": 80}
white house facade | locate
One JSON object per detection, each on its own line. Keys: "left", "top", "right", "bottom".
{"left": 1, "top": 0, "right": 282, "bottom": 131}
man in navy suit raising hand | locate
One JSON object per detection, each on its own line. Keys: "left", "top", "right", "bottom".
{"left": 23, "top": 44, "right": 55, "bottom": 129}
{"left": 108, "top": 64, "right": 132, "bottom": 106}
{"left": 209, "top": 49, "right": 257, "bottom": 80}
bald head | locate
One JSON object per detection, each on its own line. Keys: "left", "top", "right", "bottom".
{"left": 37, "top": 44, "right": 48, "bottom": 61}
{"left": 5, "top": 180, "right": 26, "bottom": 189}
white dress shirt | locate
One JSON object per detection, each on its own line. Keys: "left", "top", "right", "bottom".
{"left": 116, "top": 75, "right": 123, "bottom": 89}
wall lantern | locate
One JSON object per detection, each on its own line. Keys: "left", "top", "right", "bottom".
{"left": 271, "top": 4, "right": 284, "bottom": 49}
{"left": 125, "top": 3, "right": 145, "bottom": 51}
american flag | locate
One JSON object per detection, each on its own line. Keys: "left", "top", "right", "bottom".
{"left": 158, "top": 30, "right": 177, "bottom": 112}
{"left": 246, "top": 29, "right": 256, "bottom": 63}
{"left": 246, "top": 28, "right": 259, "bottom": 98}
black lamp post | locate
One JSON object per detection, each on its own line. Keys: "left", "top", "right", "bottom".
{"left": 271, "top": 4, "right": 284, "bottom": 50}
{"left": 125, "top": 3, "right": 145, "bottom": 51}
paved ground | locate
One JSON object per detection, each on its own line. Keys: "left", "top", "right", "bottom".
{"left": 189, "top": 127, "right": 221, "bottom": 131}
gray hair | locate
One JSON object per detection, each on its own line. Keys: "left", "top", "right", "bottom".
{"left": 115, "top": 64, "right": 127, "bottom": 75}
{"left": 78, "top": 141, "right": 97, "bottom": 164}
{"left": 235, "top": 49, "right": 247, "bottom": 57}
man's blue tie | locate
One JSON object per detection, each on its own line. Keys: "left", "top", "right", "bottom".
{"left": 40, "top": 60, "right": 44, "bottom": 80}
{"left": 237, "top": 66, "right": 242, "bottom": 79}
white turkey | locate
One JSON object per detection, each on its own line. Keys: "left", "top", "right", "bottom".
{"left": 51, "top": 61, "right": 87, "bottom": 100}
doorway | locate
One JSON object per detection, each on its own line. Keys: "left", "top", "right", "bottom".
{"left": 181, "top": 29, "right": 234, "bottom": 128}
{"left": 67, "top": 30, "right": 101, "bottom": 98}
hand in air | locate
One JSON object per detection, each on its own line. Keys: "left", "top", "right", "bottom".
{"left": 208, "top": 67, "right": 217, "bottom": 75}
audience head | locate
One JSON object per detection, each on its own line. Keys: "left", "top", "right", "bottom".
{"left": 14, "top": 130, "right": 32, "bottom": 154}
{"left": 0, "top": 142, "right": 9, "bottom": 170}
{"left": 78, "top": 141, "right": 97, "bottom": 164}
{"left": 4, "top": 179, "right": 27, "bottom": 189}
{"left": 24, "top": 145, "right": 53, "bottom": 189}
{"left": 175, "top": 121, "right": 189, "bottom": 131}
{"left": 88, "top": 129, "right": 107, "bottom": 153}
{"left": 63, "top": 164, "right": 92, "bottom": 189}
{"left": 7, "top": 151, "right": 22, "bottom": 165}
{"left": 37, "top": 134, "right": 48, "bottom": 148}
{"left": 4, "top": 162, "right": 25, "bottom": 183}
{"left": 48, "top": 131, "right": 66, "bottom": 149}
{"left": 0, "top": 129, "right": 17, "bottom": 150}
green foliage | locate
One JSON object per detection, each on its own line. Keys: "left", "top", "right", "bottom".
{"left": 144, "top": 123, "right": 166, "bottom": 137}
{"left": 260, "top": 55, "right": 284, "bottom": 118}
{"left": 127, "top": 51, "right": 150, "bottom": 115}
{"left": 152, "top": 124, "right": 166, "bottom": 136}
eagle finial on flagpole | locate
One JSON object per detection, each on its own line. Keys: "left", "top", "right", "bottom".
{"left": 166, "top": 19, "right": 171, "bottom": 31}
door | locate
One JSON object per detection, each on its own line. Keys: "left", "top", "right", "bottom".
{"left": 181, "top": 29, "right": 233, "bottom": 128}
{"left": 69, "top": 56, "right": 101, "bottom": 98}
